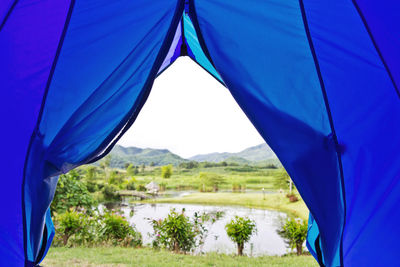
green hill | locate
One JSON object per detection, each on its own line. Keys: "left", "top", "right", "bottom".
{"left": 189, "top": 143, "right": 278, "bottom": 163}
{"left": 96, "top": 143, "right": 280, "bottom": 169}
{"left": 97, "top": 145, "right": 188, "bottom": 168}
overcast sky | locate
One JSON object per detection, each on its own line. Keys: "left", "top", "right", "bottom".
{"left": 117, "top": 57, "right": 265, "bottom": 158}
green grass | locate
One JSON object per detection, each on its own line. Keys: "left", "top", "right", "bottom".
{"left": 42, "top": 247, "right": 318, "bottom": 267}
{"left": 143, "top": 192, "right": 309, "bottom": 220}
{"left": 133, "top": 166, "right": 283, "bottom": 191}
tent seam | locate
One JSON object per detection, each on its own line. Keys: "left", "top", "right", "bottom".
{"left": 298, "top": 1, "right": 347, "bottom": 266}
{"left": 188, "top": 0, "right": 218, "bottom": 73}
{"left": 350, "top": 0, "right": 400, "bottom": 99}
{"left": 0, "top": 0, "right": 18, "bottom": 32}
{"left": 21, "top": 0, "right": 76, "bottom": 265}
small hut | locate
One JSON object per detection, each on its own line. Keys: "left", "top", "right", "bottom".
{"left": 145, "top": 181, "right": 159, "bottom": 195}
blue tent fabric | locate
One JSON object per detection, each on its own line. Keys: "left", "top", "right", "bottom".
{"left": 0, "top": 0, "right": 399, "bottom": 266}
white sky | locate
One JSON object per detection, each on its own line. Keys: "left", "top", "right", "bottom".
{"left": 117, "top": 57, "right": 265, "bottom": 158}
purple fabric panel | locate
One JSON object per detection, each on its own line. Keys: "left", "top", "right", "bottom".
{"left": 158, "top": 20, "right": 182, "bottom": 74}
{"left": 0, "top": 0, "right": 71, "bottom": 264}
{"left": 353, "top": 1, "right": 400, "bottom": 91}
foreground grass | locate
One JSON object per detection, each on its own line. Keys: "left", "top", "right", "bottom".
{"left": 143, "top": 192, "right": 309, "bottom": 220}
{"left": 42, "top": 247, "right": 318, "bottom": 267}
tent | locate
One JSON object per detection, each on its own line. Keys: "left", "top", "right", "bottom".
{"left": 1, "top": 0, "right": 399, "bottom": 266}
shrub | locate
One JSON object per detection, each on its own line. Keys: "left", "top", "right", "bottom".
{"left": 277, "top": 218, "right": 308, "bottom": 255}
{"left": 199, "top": 172, "right": 225, "bottom": 192}
{"left": 108, "top": 170, "right": 124, "bottom": 186}
{"left": 125, "top": 178, "right": 136, "bottom": 191}
{"left": 150, "top": 209, "right": 195, "bottom": 253}
{"left": 286, "top": 193, "right": 299, "bottom": 202}
{"left": 100, "top": 211, "right": 142, "bottom": 247}
{"left": 161, "top": 165, "right": 173, "bottom": 178}
{"left": 232, "top": 183, "right": 246, "bottom": 193}
{"left": 85, "top": 180, "right": 98, "bottom": 193}
{"left": 51, "top": 171, "right": 96, "bottom": 215}
{"left": 137, "top": 184, "right": 146, "bottom": 192}
{"left": 225, "top": 216, "right": 257, "bottom": 256}
{"left": 102, "top": 184, "right": 121, "bottom": 201}
{"left": 53, "top": 210, "right": 87, "bottom": 246}
{"left": 149, "top": 209, "right": 223, "bottom": 253}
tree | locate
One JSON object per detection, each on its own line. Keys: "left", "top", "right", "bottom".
{"left": 100, "top": 155, "right": 112, "bottom": 180}
{"left": 150, "top": 209, "right": 195, "bottom": 253}
{"left": 140, "top": 163, "right": 145, "bottom": 173}
{"left": 274, "top": 169, "right": 294, "bottom": 192}
{"left": 126, "top": 164, "right": 136, "bottom": 177}
{"left": 277, "top": 218, "right": 308, "bottom": 255}
{"left": 150, "top": 162, "right": 155, "bottom": 167}
{"left": 51, "top": 171, "right": 95, "bottom": 215}
{"left": 199, "top": 172, "right": 225, "bottom": 192}
{"left": 161, "top": 165, "right": 173, "bottom": 178}
{"left": 108, "top": 170, "right": 124, "bottom": 185}
{"left": 85, "top": 166, "right": 97, "bottom": 181}
{"left": 225, "top": 216, "right": 257, "bottom": 255}
{"left": 54, "top": 210, "right": 86, "bottom": 245}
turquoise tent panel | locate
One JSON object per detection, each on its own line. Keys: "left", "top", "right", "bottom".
{"left": 182, "top": 12, "right": 223, "bottom": 83}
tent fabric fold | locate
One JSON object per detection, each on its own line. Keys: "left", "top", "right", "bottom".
{"left": 1, "top": 0, "right": 399, "bottom": 266}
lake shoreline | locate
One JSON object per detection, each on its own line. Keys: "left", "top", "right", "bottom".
{"left": 136, "top": 192, "right": 309, "bottom": 220}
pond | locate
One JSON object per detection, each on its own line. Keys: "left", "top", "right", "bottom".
{"left": 101, "top": 202, "right": 289, "bottom": 256}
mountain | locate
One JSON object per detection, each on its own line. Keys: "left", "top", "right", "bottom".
{"left": 189, "top": 143, "right": 278, "bottom": 164}
{"left": 98, "top": 145, "right": 188, "bottom": 168}
{"left": 99, "top": 143, "right": 279, "bottom": 169}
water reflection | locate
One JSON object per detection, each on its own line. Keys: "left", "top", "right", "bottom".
{"left": 101, "top": 203, "right": 288, "bottom": 256}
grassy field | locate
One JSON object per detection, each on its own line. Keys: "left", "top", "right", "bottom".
{"left": 143, "top": 192, "right": 308, "bottom": 220}
{"left": 42, "top": 247, "right": 318, "bottom": 267}
{"left": 132, "top": 166, "right": 285, "bottom": 191}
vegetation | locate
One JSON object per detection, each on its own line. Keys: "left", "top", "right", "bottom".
{"left": 161, "top": 164, "right": 173, "bottom": 178}
{"left": 199, "top": 172, "right": 225, "bottom": 192}
{"left": 54, "top": 210, "right": 87, "bottom": 246}
{"left": 149, "top": 209, "right": 223, "bottom": 253}
{"left": 150, "top": 192, "right": 308, "bottom": 220}
{"left": 43, "top": 247, "right": 318, "bottom": 267}
{"left": 277, "top": 218, "right": 308, "bottom": 255}
{"left": 101, "top": 211, "right": 142, "bottom": 247}
{"left": 149, "top": 209, "right": 196, "bottom": 253}
{"left": 46, "top": 150, "right": 312, "bottom": 266}
{"left": 52, "top": 209, "right": 142, "bottom": 248}
{"left": 51, "top": 170, "right": 96, "bottom": 215}
{"left": 225, "top": 216, "right": 257, "bottom": 256}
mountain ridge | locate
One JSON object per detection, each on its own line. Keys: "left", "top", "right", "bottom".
{"left": 101, "top": 143, "right": 279, "bottom": 168}
{"left": 189, "top": 143, "right": 276, "bottom": 163}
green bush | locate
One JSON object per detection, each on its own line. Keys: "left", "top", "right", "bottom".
{"left": 161, "top": 165, "right": 173, "bottom": 178}
{"left": 150, "top": 209, "right": 195, "bottom": 252}
{"left": 53, "top": 210, "right": 97, "bottom": 246}
{"left": 149, "top": 209, "right": 223, "bottom": 253}
{"left": 51, "top": 171, "right": 96, "bottom": 215}
{"left": 108, "top": 170, "right": 124, "bottom": 186}
{"left": 125, "top": 178, "right": 136, "bottom": 191}
{"left": 232, "top": 183, "right": 246, "bottom": 193}
{"left": 277, "top": 218, "right": 307, "bottom": 255}
{"left": 225, "top": 216, "right": 257, "bottom": 256}
{"left": 199, "top": 172, "right": 225, "bottom": 192}
{"left": 102, "top": 184, "right": 121, "bottom": 201}
{"left": 100, "top": 211, "right": 142, "bottom": 247}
